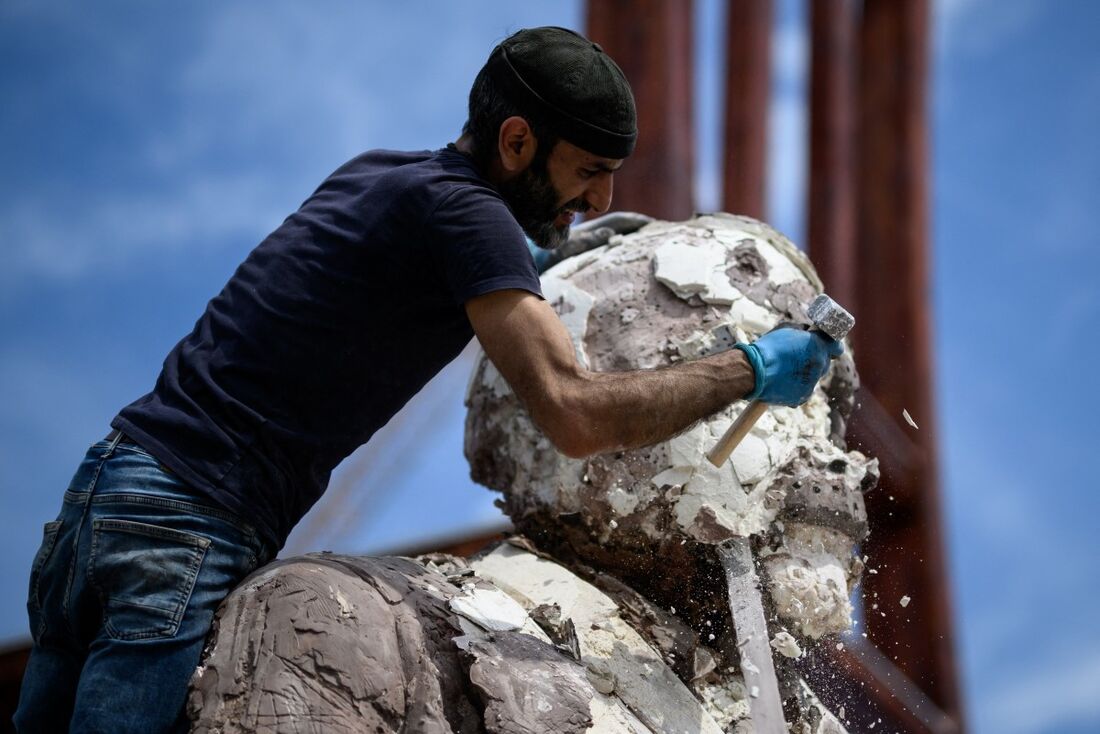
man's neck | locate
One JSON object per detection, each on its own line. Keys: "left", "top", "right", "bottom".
{"left": 452, "top": 134, "right": 505, "bottom": 185}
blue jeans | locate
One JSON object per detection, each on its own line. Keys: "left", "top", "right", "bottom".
{"left": 14, "top": 434, "right": 274, "bottom": 733}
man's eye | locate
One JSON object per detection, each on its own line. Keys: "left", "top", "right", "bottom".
{"left": 580, "top": 169, "right": 598, "bottom": 179}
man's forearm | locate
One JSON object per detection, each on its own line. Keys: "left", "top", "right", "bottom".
{"left": 557, "top": 348, "right": 755, "bottom": 456}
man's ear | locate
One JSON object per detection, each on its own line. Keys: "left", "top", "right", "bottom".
{"left": 497, "top": 116, "right": 537, "bottom": 174}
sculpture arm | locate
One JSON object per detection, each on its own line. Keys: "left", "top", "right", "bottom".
{"left": 466, "top": 289, "right": 754, "bottom": 458}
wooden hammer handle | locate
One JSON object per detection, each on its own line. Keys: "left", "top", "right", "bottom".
{"left": 706, "top": 400, "right": 768, "bottom": 467}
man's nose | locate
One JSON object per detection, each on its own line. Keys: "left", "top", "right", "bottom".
{"left": 584, "top": 174, "right": 613, "bottom": 214}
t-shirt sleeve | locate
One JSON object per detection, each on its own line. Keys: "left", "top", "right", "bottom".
{"left": 427, "top": 185, "right": 544, "bottom": 305}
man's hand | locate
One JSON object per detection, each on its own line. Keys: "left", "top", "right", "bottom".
{"left": 529, "top": 211, "right": 654, "bottom": 273}
{"left": 736, "top": 327, "right": 844, "bottom": 407}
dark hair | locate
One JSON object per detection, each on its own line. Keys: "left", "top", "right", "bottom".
{"left": 462, "top": 65, "right": 559, "bottom": 169}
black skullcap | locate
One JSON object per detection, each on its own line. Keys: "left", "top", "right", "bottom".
{"left": 486, "top": 26, "right": 637, "bottom": 159}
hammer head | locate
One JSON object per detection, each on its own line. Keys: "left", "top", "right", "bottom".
{"left": 806, "top": 294, "right": 854, "bottom": 341}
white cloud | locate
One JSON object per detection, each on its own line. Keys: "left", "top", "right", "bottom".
{"left": 0, "top": 2, "right": 582, "bottom": 292}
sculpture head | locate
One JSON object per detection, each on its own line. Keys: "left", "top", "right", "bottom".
{"left": 465, "top": 214, "right": 878, "bottom": 640}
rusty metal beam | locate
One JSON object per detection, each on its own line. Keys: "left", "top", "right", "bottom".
{"left": 721, "top": 0, "right": 772, "bottom": 218}
{"left": 852, "top": 0, "right": 964, "bottom": 723}
{"left": 586, "top": 0, "right": 695, "bottom": 219}
{"left": 807, "top": 0, "right": 858, "bottom": 307}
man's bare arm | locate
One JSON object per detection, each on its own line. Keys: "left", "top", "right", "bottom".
{"left": 466, "top": 289, "right": 755, "bottom": 458}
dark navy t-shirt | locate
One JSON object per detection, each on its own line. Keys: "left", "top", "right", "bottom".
{"left": 113, "top": 148, "right": 542, "bottom": 547}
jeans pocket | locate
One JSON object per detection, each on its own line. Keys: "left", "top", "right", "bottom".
{"left": 27, "top": 520, "right": 63, "bottom": 640}
{"left": 89, "top": 518, "right": 210, "bottom": 641}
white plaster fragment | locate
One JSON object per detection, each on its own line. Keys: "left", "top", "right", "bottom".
{"left": 755, "top": 239, "right": 805, "bottom": 286}
{"left": 900, "top": 595, "right": 911, "bottom": 608}
{"left": 703, "top": 269, "right": 744, "bottom": 306}
{"left": 902, "top": 408, "right": 919, "bottom": 430}
{"left": 770, "top": 631, "right": 803, "bottom": 659}
{"left": 620, "top": 306, "right": 640, "bottom": 324}
{"left": 651, "top": 466, "right": 694, "bottom": 488}
{"left": 331, "top": 587, "right": 354, "bottom": 618}
{"left": 730, "top": 432, "right": 772, "bottom": 485}
{"left": 654, "top": 239, "right": 721, "bottom": 298}
{"left": 448, "top": 585, "right": 529, "bottom": 632}
{"left": 727, "top": 296, "right": 777, "bottom": 334}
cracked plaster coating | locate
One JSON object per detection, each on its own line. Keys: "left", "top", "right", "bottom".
{"left": 190, "top": 542, "right": 850, "bottom": 733}
{"left": 189, "top": 552, "right": 653, "bottom": 734}
{"left": 465, "top": 214, "right": 877, "bottom": 641}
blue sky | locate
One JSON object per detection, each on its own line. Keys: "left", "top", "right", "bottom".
{"left": 1, "top": 1, "right": 1097, "bottom": 732}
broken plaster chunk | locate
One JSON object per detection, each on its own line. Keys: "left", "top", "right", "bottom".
{"left": 448, "top": 585, "right": 530, "bottom": 632}
{"left": 900, "top": 595, "right": 911, "bottom": 608}
{"left": 762, "top": 524, "right": 855, "bottom": 639}
{"left": 667, "top": 422, "right": 709, "bottom": 467}
{"left": 730, "top": 433, "right": 771, "bottom": 485}
{"left": 769, "top": 631, "right": 803, "bottom": 659}
{"left": 651, "top": 466, "right": 694, "bottom": 488}
{"left": 754, "top": 238, "right": 805, "bottom": 286}
{"left": 704, "top": 270, "right": 744, "bottom": 306}
{"left": 902, "top": 408, "right": 919, "bottom": 430}
{"left": 620, "top": 306, "right": 640, "bottom": 324}
{"left": 654, "top": 239, "right": 725, "bottom": 301}
{"left": 727, "top": 296, "right": 777, "bottom": 334}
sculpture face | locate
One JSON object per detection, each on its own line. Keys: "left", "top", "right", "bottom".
{"left": 466, "top": 214, "right": 877, "bottom": 638}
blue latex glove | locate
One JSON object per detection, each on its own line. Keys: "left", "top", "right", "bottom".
{"left": 735, "top": 326, "right": 844, "bottom": 407}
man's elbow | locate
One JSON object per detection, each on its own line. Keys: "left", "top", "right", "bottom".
{"left": 531, "top": 387, "right": 602, "bottom": 459}
{"left": 546, "top": 426, "right": 598, "bottom": 459}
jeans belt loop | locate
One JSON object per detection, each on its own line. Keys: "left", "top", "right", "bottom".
{"left": 104, "top": 429, "right": 124, "bottom": 457}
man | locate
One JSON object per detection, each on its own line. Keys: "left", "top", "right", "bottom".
{"left": 15, "top": 26, "right": 840, "bottom": 733}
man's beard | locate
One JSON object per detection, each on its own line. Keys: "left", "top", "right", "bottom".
{"left": 499, "top": 155, "right": 588, "bottom": 250}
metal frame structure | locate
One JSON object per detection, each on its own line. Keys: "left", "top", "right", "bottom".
{"left": 586, "top": 0, "right": 964, "bottom": 730}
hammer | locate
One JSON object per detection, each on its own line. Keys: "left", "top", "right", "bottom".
{"left": 706, "top": 294, "right": 854, "bottom": 467}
